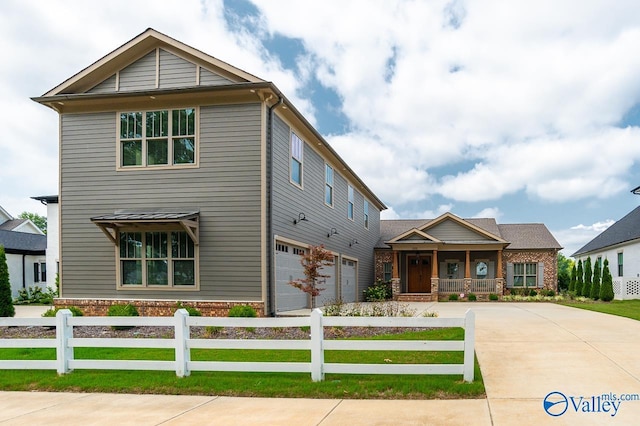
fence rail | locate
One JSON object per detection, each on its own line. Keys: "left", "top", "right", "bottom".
{"left": 0, "top": 309, "right": 475, "bottom": 382}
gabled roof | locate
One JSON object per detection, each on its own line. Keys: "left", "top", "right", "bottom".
{"left": 498, "top": 224, "right": 562, "bottom": 250}
{"left": 0, "top": 219, "right": 26, "bottom": 231}
{"left": 42, "top": 28, "right": 263, "bottom": 96}
{"left": 0, "top": 230, "right": 46, "bottom": 254}
{"left": 377, "top": 214, "right": 561, "bottom": 250}
{"left": 572, "top": 205, "right": 640, "bottom": 257}
{"left": 386, "top": 228, "right": 442, "bottom": 244}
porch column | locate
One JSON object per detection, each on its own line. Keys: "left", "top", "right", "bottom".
{"left": 465, "top": 250, "right": 471, "bottom": 278}
{"left": 391, "top": 250, "right": 400, "bottom": 299}
{"left": 432, "top": 250, "right": 438, "bottom": 277}
{"left": 496, "top": 250, "right": 503, "bottom": 279}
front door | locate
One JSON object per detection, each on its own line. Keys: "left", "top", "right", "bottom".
{"left": 408, "top": 255, "right": 431, "bottom": 293}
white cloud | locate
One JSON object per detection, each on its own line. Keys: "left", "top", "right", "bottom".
{"left": 553, "top": 219, "right": 615, "bottom": 256}
{"left": 473, "top": 207, "right": 502, "bottom": 219}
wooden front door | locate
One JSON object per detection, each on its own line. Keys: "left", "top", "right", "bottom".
{"left": 408, "top": 255, "right": 431, "bottom": 293}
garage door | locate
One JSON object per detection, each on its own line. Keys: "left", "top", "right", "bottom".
{"left": 275, "top": 243, "right": 308, "bottom": 312}
{"left": 316, "top": 258, "right": 337, "bottom": 308}
{"left": 341, "top": 259, "right": 357, "bottom": 303}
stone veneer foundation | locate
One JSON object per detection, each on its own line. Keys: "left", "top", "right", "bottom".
{"left": 54, "top": 299, "right": 265, "bottom": 317}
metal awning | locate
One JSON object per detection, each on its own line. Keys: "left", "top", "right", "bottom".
{"left": 90, "top": 210, "right": 199, "bottom": 245}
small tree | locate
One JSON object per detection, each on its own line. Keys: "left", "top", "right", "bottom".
{"left": 569, "top": 264, "right": 576, "bottom": 292}
{"left": 289, "top": 244, "right": 334, "bottom": 309}
{"left": 583, "top": 257, "right": 592, "bottom": 299}
{"left": 575, "top": 259, "right": 584, "bottom": 296}
{"left": 600, "top": 259, "right": 614, "bottom": 302}
{"left": 590, "top": 258, "right": 601, "bottom": 300}
{"left": 0, "top": 246, "right": 15, "bottom": 317}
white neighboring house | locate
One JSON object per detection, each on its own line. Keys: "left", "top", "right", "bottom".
{"left": 572, "top": 203, "right": 640, "bottom": 300}
{"left": 31, "top": 196, "right": 59, "bottom": 292}
{"left": 0, "top": 205, "right": 48, "bottom": 298}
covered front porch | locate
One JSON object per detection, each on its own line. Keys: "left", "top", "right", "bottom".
{"left": 384, "top": 247, "right": 506, "bottom": 301}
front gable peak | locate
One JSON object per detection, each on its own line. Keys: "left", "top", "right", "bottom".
{"left": 42, "top": 28, "right": 264, "bottom": 97}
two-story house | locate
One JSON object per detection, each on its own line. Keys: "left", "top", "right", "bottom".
{"left": 33, "top": 29, "right": 386, "bottom": 316}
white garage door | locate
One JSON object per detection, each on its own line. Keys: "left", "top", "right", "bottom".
{"left": 341, "top": 259, "right": 357, "bottom": 303}
{"left": 316, "top": 258, "right": 337, "bottom": 308}
{"left": 275, "top": 243, "right": 308, "bottom": 312}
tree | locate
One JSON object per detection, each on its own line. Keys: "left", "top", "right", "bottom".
{"left": 0, "top": 246, "right": 15, "bottom": 317}
{"left": 569, "top": 264, "right": 576, "bottom": 292}
{"left": 557, "top": 253, "right": 574, "bottom": 291}
{"left": 575, "top": 259, "right": 584, "bottom": 296}
{"left": 289, "top": 245, "right": 334, "bottom": 309}
{"left": 583, "top": 257, "right": 592, "bottom": 299}
{"left": 590, "top": 258, "right": 601, "bottom": 300}
{"left": 18, "top": 212, "right": 47, "bottom": 234}
{"left": 600, "top": 259, "right": 614, "bottom": 302}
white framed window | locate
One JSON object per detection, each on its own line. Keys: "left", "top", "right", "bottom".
{"left": 119, "top": 108, "right": 196, "bottom": 169}
{"left": 513, "top": 263, "right": 537, "bottom": 287}
{"left": 325, "top": 164, "right": 334, "bottom": 206}
{"left": 118, "top": 230, "right": 197, "bottom": 288}
{"left": 363, "top": 200, "right": 369, "bottom": 229}
{"left": 290, "top": 132, "right": 303, "bottom": 186}
{"left": 383, "top": 262, "right": 392, "bottom": 281}
{"left": 347, "top": 185, "right": 354, "bottom": 220}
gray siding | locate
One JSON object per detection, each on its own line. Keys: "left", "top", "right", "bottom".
{"left": 159, "top": 49, "right": 196, "bottom": 89}
{"left": 88, "top": 75, "right": 117, "bottom": 93}
{"left": 271, "top": 114, "right": 380, "bottom": 302}
{"left": 60, "top": 103, "right": 263, "bottom": 301}
{"left": 430, "top": 220, "right": 491, "bottom": 241}
{"left": 200, "top": 67, "right": 234, "bottom": 86}
{"left": 119, "top": 51, "right": 156, "bottom": 91}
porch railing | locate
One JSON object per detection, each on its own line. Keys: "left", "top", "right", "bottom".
{"left": 438, "top": 279, "right": 497, "bottom": 294}
{"left": 438, "top": 279, "right": 465, "bottom": 293}
{"left": 470, "top": 279, "right": 496, "bottom": 293}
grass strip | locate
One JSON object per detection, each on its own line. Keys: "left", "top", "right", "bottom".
{"left": 560, "top": 299, "right": 640, "bottom": 322}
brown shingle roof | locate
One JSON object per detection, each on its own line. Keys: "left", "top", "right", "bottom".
{"left": 498, "top": 224, "right": 562, "bottom": 250}
{"left": 0, "top": 219, "right": 27, "bottom": 231}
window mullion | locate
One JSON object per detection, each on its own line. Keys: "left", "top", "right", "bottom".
{"left": 167, "top": 233, "right": 173, "bottom": 287}
{"left": 141, "top": 232, "right": 147, "bottom": 287}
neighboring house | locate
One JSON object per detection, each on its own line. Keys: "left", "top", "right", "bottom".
{"left": 572, "top": 203, "right": 640, "bottom": 300}
{"left": 0, "top": 206, "right": 47, "bottom": 298}
{"left": 33, "top": 29, "right": 386, "bottom": 316}
{"left": 32, "top": 195, "right": 60, "bottom": 289}
{"left": 375, "top": 213, "right": 562, "bottom": 301}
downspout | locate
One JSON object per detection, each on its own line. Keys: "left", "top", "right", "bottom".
{"left": 22, "top": 254, "right": 26, "bottom": 289}
{"left": 267, "top": 96, "right": 283, "bottom": 316}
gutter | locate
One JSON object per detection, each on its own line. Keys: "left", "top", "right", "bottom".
{"left": 267, "top": 96, "right": 283, "bottom": 317}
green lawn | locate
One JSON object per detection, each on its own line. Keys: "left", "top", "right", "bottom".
{"left": 0, "top": 328, "right": 484, "bottom": 399}
{"left": 560, "top": 299, "right": 640, "bottom": 321}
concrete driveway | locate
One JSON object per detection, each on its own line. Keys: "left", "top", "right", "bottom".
{"left": 3, "top": 302, "right": 640, "bottom": 425}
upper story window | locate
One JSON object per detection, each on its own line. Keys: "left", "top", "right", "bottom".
{"left": 617, "top": 252, "right": 623, "bottom": 277}
{"left": 364, "top": 200, "right": 369, "bottom": 229}
{"left": 290, "top": 132, "right": 303, "bottom": 186}
{"left": 119, "top": 108, "right": 196, "bottom": 169}
{"left": 325, "top": 164, "right": 334, "bottom": 206}
{"left": 119, "top": 230, "right": 197, "bottom": 288}
{"left": 347, "top": 185, "right": 354, "bottom": 220}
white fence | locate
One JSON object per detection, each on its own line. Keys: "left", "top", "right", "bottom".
{"left": 613, "top": 278, "right": 640, "bottom": 300}
{"left": 0, "top": 308, "right": 476, "bottom": 382}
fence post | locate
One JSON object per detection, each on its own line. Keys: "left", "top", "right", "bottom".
{"left": 463, "top": 309, "right": 475, "bottom": 382}
{"left": 174, "top": 309, "right": 190, "bottom": 377}
{"left": 56, "top": 309, "right": 73, "bottom": 375}
{"left": 310, "top": 308, "right": 324, "bottom": 382}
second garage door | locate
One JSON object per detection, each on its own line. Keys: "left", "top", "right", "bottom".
{"left": 341, "top": 259, "right": 357, "bottom": 303}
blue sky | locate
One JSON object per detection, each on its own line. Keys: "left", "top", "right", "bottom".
{"left": 2, "top": 0, "right": 640, "bottom": 256}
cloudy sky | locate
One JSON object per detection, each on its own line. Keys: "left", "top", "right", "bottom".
{"left": 2, "top": 0, "right": 640, "bottom": 256}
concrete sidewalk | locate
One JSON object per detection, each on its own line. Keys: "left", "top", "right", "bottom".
{"left": 3, "top": 303, "right": 640, "bottom": 425}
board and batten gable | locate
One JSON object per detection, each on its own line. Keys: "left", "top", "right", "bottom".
{"left": 428, "top": 220, "right": 494, "bottom": 242}
{"left": 270, "top": 114, "right": 380, "bottom": 300}
{"left": 87, "top": 48, "right": 237, "bottom": 94}
{"left": 59, "top": 102, "right": 264, "bottom": 301}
